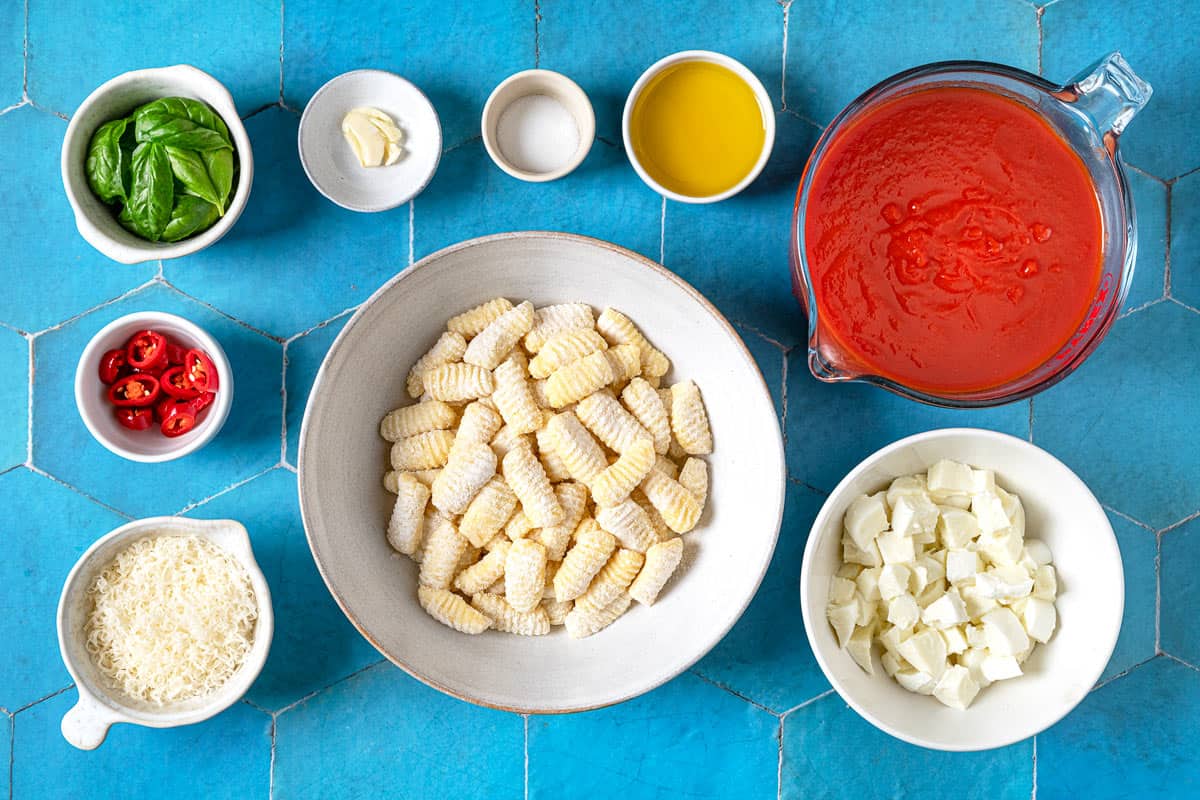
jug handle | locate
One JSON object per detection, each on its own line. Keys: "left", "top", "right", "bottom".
{"left": 1052, "top": 52, "right": 1152, "bottom": 153}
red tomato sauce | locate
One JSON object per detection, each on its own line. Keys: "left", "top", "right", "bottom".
{"left": 803, "top": 87, "right": 1104, "bottom": 394}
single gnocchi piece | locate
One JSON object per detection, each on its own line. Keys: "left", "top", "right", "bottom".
{"left": 576, "top": 390, "right": 654, "bottom": 454}
{"left": 529, "top": 328, "right": 608, "bottom": 379}
{"left": 533, "top": 481, "right": 589, "bottom": 560}
{"left": 380, "top": 400, "right": 457, "bottom": 442}
{"left": 406, "top": 331, "right": 468, "bottom": 399}
{"left": 447, "top": 297, "right": 514, "bottom": 339}
{"left": 386, "top": 473, "right": 431, "bottom": 555}
{"left": 530, "top": 379, "right": 552, "bottom": 409}
{"left": 670, "top": 380, "right": 713, "bottom": 455}
{"left": 492, "top": 355, "right": 543, "bottom": 435}
{"left": 541, "top": 597, "right": 573, "bottom": 626}
{"left": 390, "top": 430, "right": 456, "bottom": 471}
{"left": 452, "top": 401, "right": 504, "bottom": 453}
{"left": 544, "top": 345, "right": 641, "bottom": 408}
{"left": 454, "top": 540, "right": 510, "bottom": 595}
{"left": 423, "top": 363, "right": 495, "bottom": 402}
{"left": 535, "top": 425, "right": 573, "bottom": 482}
{"left": 490, "top": 425, "right": 529, "bottom": 459}
{"left": 640, "top": 468, "right": 702, "bottom": 533}
{"left": 597, "top": 307, "right": 670, "bottom": 378}
{"left": 471, "top": 592, "right": 551, "bottom": 636}
{"left": 545, "top": 412, "right": 608, "bottom": 485}
{"left": 565, "top": 591, "right": 632, "bottom": 639}
{"left": 431, "top": 441, "right": 497, "bottom": 515}
{"left": 418, "top": 514, "right": 469, "bottom": 589}
{"left": 505, "top": 538, "right": 548, "bottom": 613}
{"left": 653, "top": 455, "right": 680, "bottom": 480}
{"left": 524, "top": 303, "right": 595, "bottom": 353}
{"left": 677, "top": 457, "right": 709, "bottom": 514}
{"left": 590, "top": 438, "right": 657, "bottom": 508}
{"left": 621, "top": 378, "right": 672, "bottom": 454}
{"left": 628, "top": 537, "right": 684, "bottom": 606}
{"left": 582, "top": 548, "right": 645, "bottom": 610}
{"left": 632, "top": 490, "right": 672, "bottom": 542}
{"left": 418, "top": 586, "right": 492, "bottom": 634}
{"left": 502, "top": 441, "right": 564, "bottom": 527}
{"left": 504, "top": 509, "right": 535, "bottom": 541}
{"left": 464, "top": 300, "right": 535, "bottom": 370}
{"left": 459, "top": 475, "right": 519, "bottom": 547}
{"left": 595, "top": 497, "right": 658, "bottom": 553}
{"left": 554, "top": 521, "right": 618, "bottom": 601}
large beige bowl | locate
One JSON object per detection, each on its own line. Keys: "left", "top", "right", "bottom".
{"left": 298, "top": 232, "right": 785, "bottom": 712}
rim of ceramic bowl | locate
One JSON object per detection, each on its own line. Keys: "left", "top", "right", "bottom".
{"left": 621, "top": 50, "right": 776, "bottom": 204}
{"left": 56, "top": 516, "right": 274, "bottom": 750}
{"left": 296, "top": 230, "right": 787, "bottom": 713}
{"left": 798, "top": 427, "right": 1124, "bottom": 751}
{"left": 60, "top": 64, "right": 254, "bottom": 264}
{"left": 73, "top": 311, "right": 234, "bottom": 462}
{"left": 297, "top": 69, "right": 443, "bottom": 212}
{"left": 481, "top": 69, "right": 597, "bottom": 182}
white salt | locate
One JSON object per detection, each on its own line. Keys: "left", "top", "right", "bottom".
{"left": 495, "top": 94, "right": 580, "bottom": 174}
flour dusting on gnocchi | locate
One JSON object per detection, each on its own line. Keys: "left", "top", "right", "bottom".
{"left": 827, "top": 460, "right": 1059, "bottom": 710}
{"left": 380, "top": 299, "right": 712, "bottom": 638}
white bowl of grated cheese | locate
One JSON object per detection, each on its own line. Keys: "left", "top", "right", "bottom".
{"left": 56, "top": 516, "right": 273, "bottom": 750}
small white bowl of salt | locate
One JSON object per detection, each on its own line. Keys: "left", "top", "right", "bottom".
{"left": 481, "top": 69, "right": 595, "bottom": 182}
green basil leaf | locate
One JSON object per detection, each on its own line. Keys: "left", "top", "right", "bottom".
{"left": 161, "top": 195, "right": 220, "bottom": 243}
{"left": 127, "top": 142, "right": 174, "bottom": 242}
{"left": 135, "top": 97, "right": 232, "bottom": 144}
{"left": 85, "top": 118, "right": 130, "bottom": 203}
{"left": 164, "top": 145, "right": 221, "bottom": 209}
{"left": 202, "top": 148, "right": 235, "bottom": 212}
{"left": 135, "top": 112, "right": 232, "bottom": 152}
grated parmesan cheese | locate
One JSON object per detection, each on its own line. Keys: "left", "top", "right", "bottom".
{"left": 84, "top": 534, "right": 258, "bottom": 707}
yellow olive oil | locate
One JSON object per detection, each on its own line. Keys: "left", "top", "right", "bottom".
{"left": 629, "top": 61, "right": 766, "bottom": 198}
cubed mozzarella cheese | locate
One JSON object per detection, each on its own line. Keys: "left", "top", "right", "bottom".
{"left": 937, "top": 507, "right": 981, "bottom": 548}
{"left": 1022, "top": 597, "right": 1057, "bottom": 643}
{"left": 885, "top": 474, "right": 928, "bottom": 511}
{"left": 941, "top": 625, "right": 968, "bottom": 654}
{"left": 982, "top": 607, "right": 1030, "bottom": 656}
{"left": 974, "top": 567, "right": 1033, "bottom": 600}
{"left": 827, "top": 600, "right": 858, "bottom": 648}
{"left": 847, "top": 626, "right": 875, "bottom": 675}
{"left": 843, "top": 537, "right": 882, "bottom": 567}
{"left": 836, "top": 562, "right": 863, "bottom": 580}
{"left": 965, "top": 623, "right": 985, "bottom": 649}
{"left": 945, "top": 549, "right": 980, "bottom": 584}
{"left": 898, "top": 628, "right": 948, "bottom": 678}
{"left": 977, "top": 529, "right": 1024, "bottom": 565}
{"left": 828, "top": 576, "right": 857, "bottom": 605}
{"left": 878, "top": 564, "right": 911, "bottom": 601}
{"left": 890, "top": 494, "right": 941, "bottom": 538}
{"left": 855, "top": 593, "right": 877, "bottom": 627}
{"left": 922, "top": 591, "right": 969, "bottom": 628}
{"left": 878, "top": 624, "right": 908, "bottom": 655}
{"left": 895, "top": 669, "right": 937, "bottom": 695}
{"left": 918, "top": 554, "right": 945, "bottom": 584}
{"left": 909, "top": 563, "right": 930, "bottom": 595}
{"left": 937, "top": 495, "right": 972, "bottom": 510}
{"left": 970, "top": 469, "right": 996, "bottom": 495}
{"left": 960, "top": 583, "right": 999, "bottom": 619}
{"left": 876, "top": 531, "right": 916, "bottom": 565}
{"left": 981, "top": 654, "right": 1023, "bottom": 681}
{"left": 856, "top": 567, "right": 882, "bottom": 602}
{"left": 916, "top": 579, "right": 946, "bottom": 609}
{"left": 844, "top": 493, "right": 889, "bottom": 550}
{"left": 928, "top": 459, "right": 976, "bottom": 494}
{"left": 997, "top": 488, "right": 1026, "bottom": 539}
{"left": 881, "top": 649, "right": 904, "bottom": 677}
{"left": 1032, "top": 565, "right": 1057, "bottom": 601}
{"left": 971, "top": 491, "right": 1011, "bottom": 536}
{"left": 933, "top": 665, "right": 980, "bottom": 710}
{"left": 1023, "top": 539, "right": 1053, "bottom": 566}
{"left": 887, "top": 593, "right": 921, "bottom": 630}
{"left": 958, "top": 647, "right": 992, "bottom": 688}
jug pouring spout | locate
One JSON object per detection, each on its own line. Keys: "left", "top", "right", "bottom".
{"left": 1057, "top": 52, "right": 1152, "bottom": 141}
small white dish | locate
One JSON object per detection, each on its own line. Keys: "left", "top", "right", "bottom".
{"left": 298, "top": 231, "right": 785, "bottom": 713}
{"left": 800, "top": 428, "right": 1124, "bottom": 751}
{"left": 74, "top": 311, "right": 234, "bottom": 463}
{"left": 481, "top": 69, "right": 595, "bottom": 182}
{"left": 298, "top": 69, "right": 442, "bottom": 212}
{"left": 61, "top": 64, "right": 254, "bottom": 265}
{"left": 622, "top": 50, "right": 775, "bottom": 204}
{"left": 57, "top": 516, "right": 273, "bottom": 750}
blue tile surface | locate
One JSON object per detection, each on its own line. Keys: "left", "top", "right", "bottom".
{"left": 528, "top": 671, "right": 778, "bottom": 800}
{"left": 782, "top": 691, "right": 1033, "bottom": 800}
{"left": 274, "top": 662, "right": 524, "bottom": 799}
{"left": 4, "top": 2, "right": 1200, "bottom": 796}
{"left": 1037, "top": 657, "right": 1200, "bottom": 797}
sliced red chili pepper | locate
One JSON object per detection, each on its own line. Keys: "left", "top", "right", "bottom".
{"left": 126, "top": 329, "right": 168, "bottom": 372}
{"left": 155, "top": 396, "right": 176, "bottom": 422}
{"left": 160, "top": 403, "right": 197, "bottom": 438}
{"left": 97, "top": 348, "right": 128, "bottom": 385}
{"left": 184, "top": 348, "right": 219, "bottom": 392}
{"left": 166, "top": 341, "right": 188, "bottom": 366}
{"left": 160, "top": 366, "right": 201, "bottom": 399}
{"left": 186, "top": 392, "right": 216, "bottom": 415}
{"left": 107, "top": 374, "right": 160, "bottom": 407}
{"left": 114, "top": 406, "right": 154, "bottom": 431}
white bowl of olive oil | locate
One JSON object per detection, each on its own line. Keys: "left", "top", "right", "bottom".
{"left": 622, "top": 50, "right": 775, "bottom": 204}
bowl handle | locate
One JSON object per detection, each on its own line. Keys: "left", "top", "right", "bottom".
{"left": 61, "top": 693, "right": 118, "bottom": 750}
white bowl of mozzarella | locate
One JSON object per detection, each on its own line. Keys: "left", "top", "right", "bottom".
{"left": 800, "top": 428, "right": 1123, "bottom": 752}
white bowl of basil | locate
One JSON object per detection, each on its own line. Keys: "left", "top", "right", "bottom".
{"left": 61, "top": 64, "right": 254, "bottom": 264}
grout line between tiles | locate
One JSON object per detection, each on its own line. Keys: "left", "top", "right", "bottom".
{"left": 273, "top": 658, "right": 387, "bottom": 716}
{"left": 0, "top": 99, "right": 26, "bottom": 117}
{"left": 1163, "top": 180, "right": 1172, "bottom": 296}
{"left": 779, "top": 349, "right": 789, "bottom": 449}
{"left": 1162, "top": 652, "right": 1200, "bottom": 674}
{"left": 1117, "top": 296, "right": 1167, "bottom": 320}
{"left": 786, "top": 476, "right": 828, "bottom": 496}
{"left": 12, "top": 684, "right": 73, "bottom": 715}
{"left": 1031, "top": 736, "right": 1038, "bottom": 800}
{"left": 31, "top": 279, "right": 157, "bottom": 338}
{"left": 408, "top": 200, "right": 416, "bottom": 266}
{"left": 1172, "top": 163, "right": 1200, "bottom": 182}
{"left": 658, "top": 197, "right": 667, "bottom": 264}
{"left": 533, "top": 0, "right": 541, "bottom": 69}
{"left": 6, "top": 708, "right": 12, "bottom": 800}
{"left": 177, "top": 465, "right": 279, "bottom": 514}
{"left": 776, "top": 716, "right": 784, "bottom": 800}
{"left": 279, "top": 0, "right": 286, "bottom": 106}
{"left": 1027, "top": 397, "right": 1034, "bottom": 442}
{"left": 1155, "top": 531, "right": 1162, "bottom": 653}
{"left": 523, "top": 714, "right": 530, "bottom": 800}
{"left": 27, "top": 98, "right": 66, "bottom": 120}
{"left": 1099, "top": 502, "right": 1154, "bottom": 532}
{"left": 284, "top": 306, "right": 359, "bottom": 345}
{"left": 24, "top": 465, "right": 134, "bottom": 520}
{"left": 160, "top": 281, "right": 284, "bottom": 342}
{"left": 268, "top": 712, "right": 278, "bottom": 800}
{"left": 21, "top": 0, "right": 28, "bottom": 102}
{"left": 1168, "top": 296, "right": 1200, "bottom": 317}
{"left": 280, "top": 345, "right": 289, "bottom": 466}
{"left": 25, "top": 334, "right": 33, "bottom": 466}
{"left": 779, "top": 0, "right": 789, "bottom": 111}
{"left": 1035, "top": 6, "right": 1044, "bottom": 76}
{"left": 1090, "top": 654, "right": 1155, "bottom": 693}
{"left": 1160, "top": 507, "right": 1200, "bottom": 534}
{"left": 731, "top": 319, "right": 790, "bottom": 353}
{"left": 779, "top": 687, "right": 834, "bottom": 718}
{"left": 279, "top": 461, "right": 297, "bottom": 474}
{"left": 688, "top": 670, "right": 780, "bottom": 717}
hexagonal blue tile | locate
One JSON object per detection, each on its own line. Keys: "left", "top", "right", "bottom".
{"left": 1038, "top": 657, "right": 1200, "bottom": 795}
{"left": 529, "top": 671, "right": 778, "bottom": 800}
{"left": 0, "top": 327, "right": 26, "bottom": 470}
{"left": 664, "top": 112, "right": 817, "bottom": 346}
{"left": 1033, "top": 301, "right": 1200, "bottom": 529}
{"left": 27, "top": 0, "right": 278, "bottom": 116}
{"left": 185, "top": 468, "right": 380, "bottom": 711}
{"left": 786, "top": 0, "right": 1037, "bottom": 127}
{"left": 274, "top": 662, "right": 523, "bottom": 798}
{"left": 694, "top": 482, "right": 829, "bottom": 713}
{"left": 1123, "top": 169, "right": 1168, "bottom": 312}
{"left": 0, "top": 468, "right": 125, "bottom": 710}
{"left": 785, "top": 351, "right": 1030, "bottom": 491}
{"left": 0, "top": 106, "right": 156, "bottom": 332}
{"left": 285, "top": 313, "right": 349, "bottom": 467}
{"left": 539, "top": 0, "right": 783, "bottom": 141}
{"left": 0, "top": 4, "right": 20, "bottom": 108}
{"left": 283, "top": 0, "right": 531, "bottom": 150}
{"left": 1043, "top": 2, "right": 1200, "bottom": 178}
{"left": 1103, "top": 512, "right": 1156, "bottom": 682}
{"left": 1170, "top": 170, "right": 1200, "bottom": 310}
{"left": 13, "top": 690, "right": 270, "bottom": 798}
{"left": 1161, "top": 517, "right": 1200, "bottom": 667}
{"left": 165, "top": 107, "right": 406, "bottom": 339}
{"left": 782, "top": 692, "right": 1032, "bottom": 799}
{"left": 412, "top": 138, "right": 661, "bottom": 263}
{"left": 32, "top": 282, "right": 282, "bottom": 517}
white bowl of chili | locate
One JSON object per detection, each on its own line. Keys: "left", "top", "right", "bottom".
{"left": 74, "top": 311, "right": 233, "bottom": 462}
